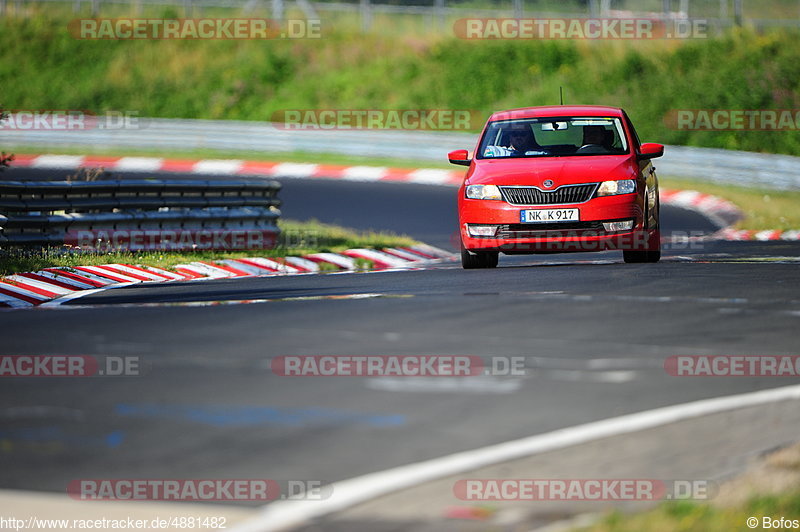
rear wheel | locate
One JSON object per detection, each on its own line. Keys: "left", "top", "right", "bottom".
{"left": 461, "top": 247, "right": 499, "bottom": 269}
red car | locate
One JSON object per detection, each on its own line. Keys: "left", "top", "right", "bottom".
{"left": 449, "top": 105, "right": 664, "bottom": 268}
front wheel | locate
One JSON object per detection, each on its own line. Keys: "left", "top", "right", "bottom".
{"left": 461, "top": 247, "right": 499, "bottom": 269}
{"left": 623, "top": 248, "right": 661, "bottom": 263}
{"left": 624, "top": 197, "right": 661, "bottom": 264}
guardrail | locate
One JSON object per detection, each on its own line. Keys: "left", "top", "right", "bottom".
{"left": 3, "top": 117, "right": 800, "bottom": 190}
{"left": 0, "top": 179, "right": 281, "bottom": 250}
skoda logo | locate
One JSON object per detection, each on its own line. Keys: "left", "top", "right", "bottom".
{"left": 543, "top": 179, "right": 554, "bottom": 188}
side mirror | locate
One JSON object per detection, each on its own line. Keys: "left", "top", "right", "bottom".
{"left": 448, "top": 149, "right": 471, "bottom": 167}
{"left": 638, "top": 143, "right": 664, "bottom": 160}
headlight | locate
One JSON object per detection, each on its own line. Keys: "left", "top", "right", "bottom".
{"left": 597, "top": 179, "right": 636, "bottom": 196}
{"left": 465, "top": 184, "right": 502, "bottom": 200}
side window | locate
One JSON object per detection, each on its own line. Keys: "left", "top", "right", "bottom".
{"left": 622, "top": 111, "right": 641, "bottom": 152}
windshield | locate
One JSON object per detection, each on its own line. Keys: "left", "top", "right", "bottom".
{"left": 477, "top": 116, "right": 629, "bottom": 159}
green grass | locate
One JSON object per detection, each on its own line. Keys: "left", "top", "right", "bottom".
{"left": 575, "top": 491, "right": 800, "bottom": 532}
{"left": 0, "top": 218, "right": 416, "bottom": 276}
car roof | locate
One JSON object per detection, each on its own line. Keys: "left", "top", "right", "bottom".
{"left": 488, "top": 105, "right": 625, "bottom": 121}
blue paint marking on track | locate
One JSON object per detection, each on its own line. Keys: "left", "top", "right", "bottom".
{"left": 0, "top": 427, "right": 125, "bottom": 448}
{"left": 114, "top": 403, "right": 406, "bottom": 428}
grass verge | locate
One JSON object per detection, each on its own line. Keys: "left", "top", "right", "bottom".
{"left": 660, "top": 176, "right": 800, "bottom": 231}
{"left": 575, "top": 441, "right": 800, "bottom": 532}
{"left": 576, "top": 492, "right": 800, "bottom": 532}
{"left": 0, "top": 218, "right": 417, "bottom": 277}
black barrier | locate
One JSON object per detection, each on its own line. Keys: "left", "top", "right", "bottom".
{"left": 0, "top": 179, "right": 281, "bottom": 250}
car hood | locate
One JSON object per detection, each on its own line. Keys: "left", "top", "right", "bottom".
{"left": 467, "top": 156, "right": 638, "bottom": 187}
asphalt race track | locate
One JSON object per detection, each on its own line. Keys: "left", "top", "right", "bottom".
{"left": 1, "top": 167, "right": 799, "bottom": 526}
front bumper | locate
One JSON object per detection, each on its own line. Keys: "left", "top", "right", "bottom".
{"left": 459, "top": 193, "right": 649, "bottom": 253}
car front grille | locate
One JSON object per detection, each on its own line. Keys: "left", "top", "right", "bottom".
{"left": 500, "top": 184, "right": 597, "bottom": 205}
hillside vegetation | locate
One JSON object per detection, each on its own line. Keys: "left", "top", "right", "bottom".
{"left": 2, "top": 14, "right": 800, "bottom": 155}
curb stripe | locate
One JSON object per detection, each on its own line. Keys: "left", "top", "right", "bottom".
{"left": 75, "top": 266, "right": 141, "bottom": 283}
{"left": 0, "top": 277, "right": 63, "bottom": 298}
{"left": 172, "top": 266, "right": 207, "bottom": 279}
{"left": 122, "top": 264, "right": 179, "bottom": 280}
{"left": 381, "top": 248, "right": 427, "bottom": 262}
{"left": 94, "top": 264, "right": 155, "bottom": 282}
{"left": 283, "top": 257, "right": 320, "bottom": 272}
{"left": 343, "top": 249, "right": 411, "bottom": 269}
{"left": 0, "top": 284, "right": 51, "bottom": 302}
{"left": 15, "top": 272, "right": 88, "bottom": 291}
{"left": 198, "top": 260, "right": 250, "bottom": 277}
{"left": 230, "top": 258, "right": 282, "bottom": 273}
{"left": 219, "top": 260, "right": 272, "bottom": 276}
{"left": 177, "top": 263, "right": 233, "bottom": 278}
{"left": 0, "top": 247, "right": 452, "bottom": 309}
{"left": 42, "top": 268, "right": 113, "bottom": 287}
{"left": 304, "top": 253, "right": 357, "bottom": 270}
{"left": 0, "top": 287, "right": 39, "bottom": 306}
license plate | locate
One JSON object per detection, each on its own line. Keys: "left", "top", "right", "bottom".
{"left": 520, "top": 208, "right": 579, "bottom": 223}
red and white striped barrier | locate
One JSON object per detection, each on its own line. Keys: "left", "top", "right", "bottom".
{"left": 11, "top": 154, "right": 465, "bottom": 186}
{"left": 0, "top": 245, "right": 457, "bottom": 309}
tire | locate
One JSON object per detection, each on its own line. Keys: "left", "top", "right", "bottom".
{"left": 623, "top": 197, "right": 661, "bottom": 264}
{"left": 461, "top": 247, "right": 499, "bottom": 269}
{"left": 623, "top": 249, "right": 660, "bottom": 263}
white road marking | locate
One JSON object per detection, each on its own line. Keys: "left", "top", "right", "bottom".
{"left": 365, "top": 376, "right": 523, "bottom": 394}
{"left": 537, "top": 369, "right": 638, "bottom": 383}
{"left": 229, "top": 384, "right": 800, "bottom": 532}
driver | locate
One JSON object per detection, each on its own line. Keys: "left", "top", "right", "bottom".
{"left": 581, "top": 125, "right": 612, "bottom": 149}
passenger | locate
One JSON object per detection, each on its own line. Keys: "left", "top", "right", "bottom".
{"left": 506, "top": 128, "right": 542, "bottom": 155}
